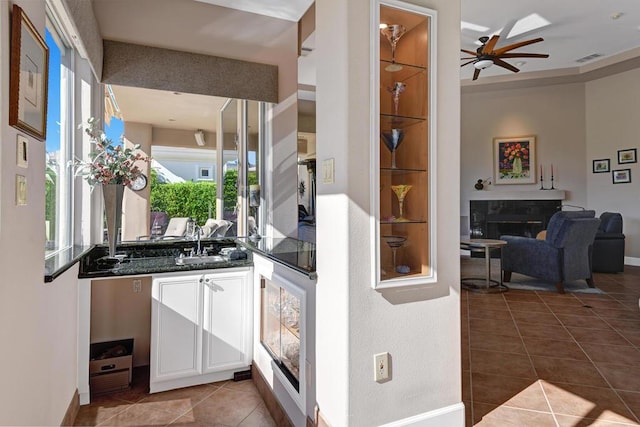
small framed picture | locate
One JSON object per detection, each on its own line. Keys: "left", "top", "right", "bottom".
{"left": 592, "top": 159, "right": 610, "bottom": 173}
{"left": 612, "top": 169, "right": 631, "bottom": 184}
{"left": 617, "top": 148, "right": 637, "bottom": 164}
{"left": 17, "top": 135, "right": 28, "bottom": 168}
{"left": 16, "top": 175, "right": 27, "bottom": 205}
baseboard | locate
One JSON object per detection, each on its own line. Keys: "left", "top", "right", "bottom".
{"left": 379, "top": 402, "right": 465, "bottom": 427}
{"left": 625, "top": 256, "right": 640, "bottom": 267}
{"left": 60, "top": 389, "right": 79, "bottom": 426}
{"left": 251, "top": 364, "right": 294, "bottom": 427}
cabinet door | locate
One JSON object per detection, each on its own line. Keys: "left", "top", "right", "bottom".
{"left": 202, "top": 269, "right": 252, "bottom": 373}
{"left": 151, "top": 274, "right": 203, "bottom": 382}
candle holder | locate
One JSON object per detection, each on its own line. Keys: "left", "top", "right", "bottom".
{"left": 550, "top": 174, "right": 555, "bottom": 190}
{"left": 539, "top": 175, "right": 544, "bottom": 190}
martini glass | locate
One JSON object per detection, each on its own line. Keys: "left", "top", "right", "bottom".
{"left": 391, "top": 184, "right": 412, "bottom": 222}
{"left": 381, "top": 128, "right": 405, "bottom": 169}
{"left": 380, "top": 24, "right": 406, "bottom": 71}
{"left": 386, "top": 82, "right": 406, "bottom": 116}
{"left": 383, "top": 235, "right": 406, "bottom": 271}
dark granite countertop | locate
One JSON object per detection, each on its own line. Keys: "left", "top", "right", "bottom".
{"left": 237, "top": 237, "right": 316, "bottom": 279}
{"left": 45, "top": 245, "right": 94, "bottom": 282}
{"left": 78, "top": 238, "right": 252, "bottom": 279}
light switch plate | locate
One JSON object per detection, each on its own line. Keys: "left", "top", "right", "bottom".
{"left": 16, "top": 175, "right": 27, "bottom": 206}
{"left": 322, "top": 158, "right": 335, "bottom": 184}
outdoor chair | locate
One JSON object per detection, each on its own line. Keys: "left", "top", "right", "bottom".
{"left": 501, "top": 210, "right": 601, "bottom": 293}
{"left": 137, "top": 217, "right": 190, "bottom": 241}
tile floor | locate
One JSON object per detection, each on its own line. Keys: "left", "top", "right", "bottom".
{"left": 74, "top": 368, "right": 276, "bottom": 426}
{"left": 462, "top": 256, "right": 640, "bottom": 426}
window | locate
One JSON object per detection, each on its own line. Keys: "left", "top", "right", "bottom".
{"left": 44, "top": 21, "right": 73, "bottom": 256}
{"left": 198, "top": 166, "right": 212, "bottom": 180}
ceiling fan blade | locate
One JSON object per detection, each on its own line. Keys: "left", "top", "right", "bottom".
{"left": 481, "top": 35, "right": 499, "bottom": 54}
{"left": 494, "top": 37, "right": 544, "bottom": 55}
{"left": 461, "top": 59, "right": 477, "bottom": 67}
{"left": 498, "top": 53, "right": 549, "bottom": 59}
{"left": 493, "top": 58, "right": 520, "bottom": 73}
{"left": 461, "top": 49, "right": 478, "bottom": 56}
{"left": 473, "top": 68, "right": 481, "bottom": 81}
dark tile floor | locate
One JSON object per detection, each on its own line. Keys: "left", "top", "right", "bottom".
{"left": 74, "top": 368, "right": 276, "bottom": 426}
{"left": 462, "top": 256, "right": 640, "bottom": 426}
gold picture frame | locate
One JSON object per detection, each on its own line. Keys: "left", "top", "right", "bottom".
{"left": 9, "top": 4, "right": 49, "bottom": 141}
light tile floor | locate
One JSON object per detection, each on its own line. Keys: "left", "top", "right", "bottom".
{"left": 74, "top": 368, "right": 276, "bottom": 427}
{"left": 462, "top": 256, "right": 640, "bottom": 426}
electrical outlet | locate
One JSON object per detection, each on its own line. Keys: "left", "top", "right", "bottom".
{"left": 374, "top": 352, "right": 389, "bottom": 382}
{"left": 133, "top": 279, "right": 142, "bottom": 293}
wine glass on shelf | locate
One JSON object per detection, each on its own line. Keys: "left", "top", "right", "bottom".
{"left": 383, "top": 235, "right": 406, "bottom": 271}
{"left": 380, "top": 24, "right": 406, "bottom": 71}
{"left": 386, "top": 82, "right": 406, "bottom": 116}
{"left": 391, "top": 184, "right": 412, "bottom": 222}
{"left": 381, "top": 128, "right": 405, "bottom": 169}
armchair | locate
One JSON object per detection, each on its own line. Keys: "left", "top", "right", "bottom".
{"left": 501, "top": 210, "right": 601, "bottom": 293}
{"left": 137, "top": 217, "right": 190, "bottom": 241}
{"left": 592, "top": 212, "right": 625, "bottom": 273}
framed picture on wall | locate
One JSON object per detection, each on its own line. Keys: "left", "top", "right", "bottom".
{"left": 592, "top": 159, "right": 610, "bottom": 173}
{"left": 612, "top": 169, "right": 631, "bottom": 184}
{"left": 9, "top": 4, "right": 49, "bottom": 141}
{"left": 617, "top": 148, "right": 637, "bottom": 164}
{"left": 493, "top": 135, "right": 536, "bottom": 185}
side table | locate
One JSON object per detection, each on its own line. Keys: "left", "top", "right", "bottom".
{"left": 460, "top": 238, "right": 508, "bottom": 293}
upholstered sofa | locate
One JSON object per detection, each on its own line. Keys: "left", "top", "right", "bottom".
{"left": 592, "top": 212, "right": 625, "bottom": 273}
{"left": 501, "top": 210, "right": 601, "bottom": 293}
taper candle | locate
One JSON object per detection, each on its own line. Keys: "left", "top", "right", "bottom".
{"left": 551, "top": 164, "right": 554, "bottom": 176}
{"left": 540, "top": 165, "right": 543, "bottom": 179}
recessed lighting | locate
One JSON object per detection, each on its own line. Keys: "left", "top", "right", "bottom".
{"left": 168, "top": 118, "right": 176, "bottom": 122}
{"left": 173, "top": 92, "right": 181, "bottom": 95}
{"left": 379, "top": 23, "right": 388, "bottom": 29}
{"left": 610, "top": 12, "right": 624, "bottom": 20}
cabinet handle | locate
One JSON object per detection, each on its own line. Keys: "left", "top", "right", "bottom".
{"left": 100, "top": 364, "right": 116, "bottom": 371}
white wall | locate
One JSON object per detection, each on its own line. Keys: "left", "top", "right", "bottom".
{"left": 0, "top": 2, "right": 78, "bottom": 424}
{"left": 586, "top": 68, "right": 640, "bottom": 259}
{"left": 315, "top": 0, "right": 462, "bottom": 425}
{"left": 460, "top": 83, "right": 587, "bottom": 220}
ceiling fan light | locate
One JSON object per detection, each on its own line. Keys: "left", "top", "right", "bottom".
{"left": 474, "top": 59, "right": 493, "bottom": 69}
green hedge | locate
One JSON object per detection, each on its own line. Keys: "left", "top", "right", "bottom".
{"left": 150, "top": 169, "right": 258, "bottom": 224}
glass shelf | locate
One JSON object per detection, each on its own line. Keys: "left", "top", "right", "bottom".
{"left": 380, "top": 114, "right": 425, "bottom": 130}
{"left": 380, "top": 167, "right": 427, "bottom": 174}
{"left": 380, "top": 219, "right": 426, "bottom": 224}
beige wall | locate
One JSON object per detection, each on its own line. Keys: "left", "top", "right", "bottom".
{"left": 122, "top": 122, "right": 152, "bottom": 241}
{"left": 315, "top": 0, "right": 463, "bottom": 424}
{"left": 461, "top": 83, "right": 588, "bottom": 220}
{"left": 0, "top": 1, "right": 80, "bottom": 424}
{"left": 586, "top": 68, "right": 640, "bottom": 259}
{"left": 91, "top": 277, "right": 152, "bottom": 367}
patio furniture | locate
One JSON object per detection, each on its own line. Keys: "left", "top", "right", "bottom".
{"left": 501, "top": 210, "right": 601, "bottom": 293}
{"left": 137, "top": 217, "right": 190, "bottom": 240}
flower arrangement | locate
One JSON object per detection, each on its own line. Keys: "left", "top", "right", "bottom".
{"left": 73, "top": 118, "right": 148, "bottom": 186}
{"left": 501, "top": 142, "right": 529, "bottom": 165}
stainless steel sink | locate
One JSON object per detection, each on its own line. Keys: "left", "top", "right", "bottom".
{"left": 175, "top": 255, "right": 225, "bottom": 265}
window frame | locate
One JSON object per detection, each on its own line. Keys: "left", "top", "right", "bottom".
{"left": 44, "top": 12, "right": 75, "bottom": 258}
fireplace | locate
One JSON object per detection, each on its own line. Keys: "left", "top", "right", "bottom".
{"left": 470, "top": 199, "right": 562, "bottom": 256}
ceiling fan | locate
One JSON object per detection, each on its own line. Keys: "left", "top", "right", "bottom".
{"left": 461, "top": 35, "right": 549, "bottom": 80}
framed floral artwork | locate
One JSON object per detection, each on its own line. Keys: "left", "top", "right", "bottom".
{"left": 494, "top": 136, "right": 536, "bottom": 185}
{"left": 592, "top": 159, "right": 610, "bottom": 173}
{"left": 617, "top": 148, "right": 637, "bottom": 164}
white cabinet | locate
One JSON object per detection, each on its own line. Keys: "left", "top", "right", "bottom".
{"left": 150, "top": 268, "right": 252, "bottom": 393}
{"left": 202, "top": 270, "right": 251, "bottom": 373}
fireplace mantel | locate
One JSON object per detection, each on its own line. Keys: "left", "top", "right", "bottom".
{"left": 469, "top": 190, "right": 565, "bottom": 201}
